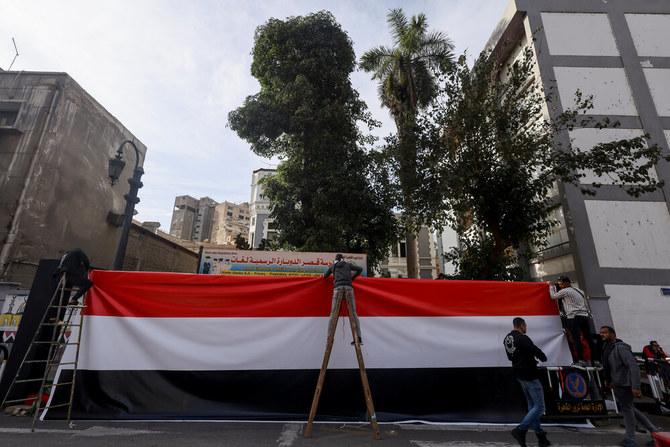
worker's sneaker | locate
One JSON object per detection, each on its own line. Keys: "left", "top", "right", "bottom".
{"left": 571, "top": 361, "right": 587, "bottom": 369}
{"left": 537, "top": 432, "right": 551, "bottom": 446}
{"left": 350, "top": 337, "right": 363, "bottom": 346}
{"left": 511, "top": 427, "right": 527, "bottom": 447}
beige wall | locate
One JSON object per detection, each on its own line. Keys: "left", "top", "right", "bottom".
{"left": 0, "top": 72, "right": 147, "bottom": 287}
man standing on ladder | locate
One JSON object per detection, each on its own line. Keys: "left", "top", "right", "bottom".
{"left": 53, "top": 248, "right": 93, "bottom": 305}
{"left": 323, "top": 254, "right": 363, "bottom": 345}
{"left": 548, "top": 276, "right": 598, "bottom": 367}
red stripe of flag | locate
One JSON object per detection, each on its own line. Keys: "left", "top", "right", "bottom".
{"left": 86, "top": 271, "right": 558, "bottom": 318}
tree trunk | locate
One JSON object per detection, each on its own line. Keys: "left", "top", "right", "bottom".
{"left": 393, "top": 105, "right": 420, "bottom": 279}
{"left": 405, "top": 231, "right": 419, "bottom": 279}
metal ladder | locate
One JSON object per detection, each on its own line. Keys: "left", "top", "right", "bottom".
{"left": 305, "top": 288, "right": 381, "bottom": 440}
{"left": 1, "top": 274, "right": 87, "bottom": 431}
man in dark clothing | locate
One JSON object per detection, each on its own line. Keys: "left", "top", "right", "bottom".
{"left": 53, "top": 248, "right": 93, "bottom": 305}
{"left": 503, "top": 317, "right": 551, "bottom": 447}
{"left": 323, "top": 254, "right": 363, "bottom": 345}
{"left": 601, "top": 326, "right": 659, "bottom": 447}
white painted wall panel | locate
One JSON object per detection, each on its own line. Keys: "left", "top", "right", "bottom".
{"left": 625, "top": 14, "right": 670, "bottom": 57}
{"left": 643, "top": 69, "right": 670, "bottom": 116}
{"left": 584, "top": 200, "right": 670, "bottom": 269}
{"left": 569, "top": 128, "right": 655, "bottom": 185}
{"left": 542, "top": 13, "right": 619, "bottom": 56}
{"left": 605, "top": 284, "right": 670, "bottom": 352}
{"left": 554, "top": 67, "right": 638, "bottom": 116}
{"left": 666, "top": 130, "right": 670, "bottom": 150}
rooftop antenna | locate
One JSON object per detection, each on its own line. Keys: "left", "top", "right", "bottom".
{"left": 8, "top": 38, "right": 19, "bottom": 71}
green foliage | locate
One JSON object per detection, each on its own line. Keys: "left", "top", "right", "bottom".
{"left": 234, "top": 234, "right": 250, "bottom": 250}
{"left": 414, "top": 43, "right": 670, "bottom": 280}
{"left": 360, "top": 9, "right": 455, "bottom": 119}
{"left": 228, "top": 11, "right": 398, "bottom": 270}
{"left": 256, "top": 238, "right": 270, "bottom": 251}
{"left": 360, "top": 9, "right": 455, "bottom": 219}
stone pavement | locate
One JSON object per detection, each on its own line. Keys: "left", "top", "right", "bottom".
{"left": 0, "top": 408, "right": 667, "bottom": 447}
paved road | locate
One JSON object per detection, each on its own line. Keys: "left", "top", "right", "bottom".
{"left": 0, "top": 411, "right": 666, "bottom": 447}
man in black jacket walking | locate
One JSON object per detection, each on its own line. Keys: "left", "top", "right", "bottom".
{"left": 323, "top": 254, "right": 363, "bottom": 345}
{"left": 503, "top": 317, "right": 551, "bottom": 447}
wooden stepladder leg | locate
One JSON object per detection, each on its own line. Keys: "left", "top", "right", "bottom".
{"left": 345, "top": 291, "right": 381, "bottom": 440}
{"left": 305, "top": 289, "right": 344, "bottom": 438}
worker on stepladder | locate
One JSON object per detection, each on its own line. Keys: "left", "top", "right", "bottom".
{"left": 323, "top": 254, "right": 363, "bottom": 345}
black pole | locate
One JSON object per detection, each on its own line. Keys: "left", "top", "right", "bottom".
{"left": 112, "top": 141, "right": 144, "bottom": 271}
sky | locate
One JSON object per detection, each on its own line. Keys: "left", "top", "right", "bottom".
{"left": 1, "top": 0, "right": 508, "bottom": 230}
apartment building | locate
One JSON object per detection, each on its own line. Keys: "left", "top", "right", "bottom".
{"left": 169, "top": 195, "right": 217, "bottom": 243}
{"left": 211, "top": 201, "right": 250, "bottom": 246}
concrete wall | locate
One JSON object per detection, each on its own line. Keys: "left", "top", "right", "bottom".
{"left": 0, "top": 72, "right": 147, "bottom": 287}
{"left": 123, "top": 224, "right": 198, "bottom": 273}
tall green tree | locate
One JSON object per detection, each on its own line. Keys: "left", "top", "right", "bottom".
{"left": 228, "top": 11, "right": 398, "bottom": 270}
{"left": 415, "top": 44, "right": 670, "bottom": 280}
{"left": 360, "top": 8, "right": 455, "bottom": 278}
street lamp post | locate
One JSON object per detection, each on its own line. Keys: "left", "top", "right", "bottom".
{"left": 108, "top": 140, "right": 144, "bottom": 271}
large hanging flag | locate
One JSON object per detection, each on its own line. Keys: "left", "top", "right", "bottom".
{"left": 45, "top": 271, "right": 571, "bottom": 422}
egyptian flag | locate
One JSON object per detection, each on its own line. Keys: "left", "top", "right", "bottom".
{"left": 44, "top": 271, "right": 571, "bottom": 422}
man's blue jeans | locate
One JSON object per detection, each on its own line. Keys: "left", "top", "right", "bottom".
{"left": 517, "top": 378, "right": 546, "bottom": 434}
{"left": 327, "top": 286, "right": 361, "bottom": 341}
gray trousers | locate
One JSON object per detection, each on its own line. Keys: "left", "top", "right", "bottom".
{"left": 327, "top": 286, "right": 362, "bottom": 341}
{"left": 614, "top": 386, "right": 658, "bottom": 444}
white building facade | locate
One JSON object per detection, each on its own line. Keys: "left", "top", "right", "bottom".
{"left": 376, "top": 220, "right": 439, "bottom": 279}
{"left": 488, "top": 0, "right": 670, "bottom": 349}
{"left": 248, "top": 168, "right": 276, "bottom": 249}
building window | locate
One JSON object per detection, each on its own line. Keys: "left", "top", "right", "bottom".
{"left": 399, "top": 242, "right": 406, "bottom": 258}
{"left": 0, "top": 110, "right": 18, "bottom": 126}
{"left": 530, "top": 206, "right": 570, "bottom": 259}
{"left": 227, "top": 212, "right": 233, "bottom": 217}
{"left": 0, "top": 102, "right": 20, "bottom": 127}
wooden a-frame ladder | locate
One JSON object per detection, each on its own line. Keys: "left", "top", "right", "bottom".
{"left": 305, "top": 288, "right": 381, "bottom": 440}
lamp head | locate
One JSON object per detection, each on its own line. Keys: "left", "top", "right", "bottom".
{"left": 108, "top": 153, "right": 126, "bottom": 185}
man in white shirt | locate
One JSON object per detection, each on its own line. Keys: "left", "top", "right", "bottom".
{"left": 548, "top": 276, "right": 598, "bottom": 367}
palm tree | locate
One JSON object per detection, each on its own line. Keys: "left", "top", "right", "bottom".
{"left": 361, "top": 8, "right": 455, "bottom": 278}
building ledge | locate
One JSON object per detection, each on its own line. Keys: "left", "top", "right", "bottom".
{"left": 0, "top": 125, "right": 22, "bottom": 134}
